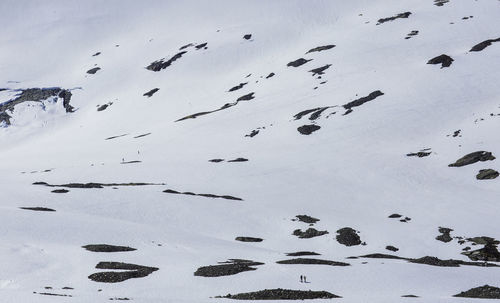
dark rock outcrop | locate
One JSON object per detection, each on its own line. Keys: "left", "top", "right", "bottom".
{"left": 88, "top": 262, "right": 158, "bottom": 283}
{"left": 297, "top": 124, "right": 321, "bottom": 135}
{"left": 294, "top": 215, "right": 319, "bottom": 224}
{"left": 146, "top": 51, "right": 187, "bottom": 71}
{"left": 243, "top": 34, "right": 252, "bottom": 40}
{"left": 276, "top": 258, "right": 350, "bottom": 266}
{"left": 164, "top": 189, "right": 243, "bottom": 201}
{"left": 306, "top": 45, "right": 335, "bottom": 54}
{"left": 143, "top": 88, "right": 159, "bottom": 97}
{"left": 309, "top": 64, "right": 331, "bottom": 76}
{"left": 20, "top": 207, "right": 55, "bottom": 212}
{"left": 462, "top": 238, "right": 500, "bottom": 262}
{"left": 343, "top": 91, "right": 384, "bottom": 110}
{"left": 287, "top": 58, "right": 312, "bottom": 67}
{"left": 336, "top": 227, "right": 362, "bottom": 246}
{"left": 436, "top": 227, "right": 453, "bottom": 243}
{"left": 470, "top": 38, "right": 500, "bottom": 52}
{"left": 286, "top": 251, "right": 320, "bottom": 256}
{"left": 476, "top": 169, "right": 499, "bottom": 180}
{"left": 448, "top": 151, "right": 495, "bottom": 167}
{"left": 235, "top": 237, "right": 263, "bottom": 242}
{"left": 228, "top": 82, "right": 247, "bottom": 92}
{"left": 454, "top": 285, "right": 500, "bottom": 299}
{"left": 217, "top": 289, "right": 341, "bottom": 300}
{"left": 377, "top": 12, "right": 412, "bottom": 25}
{"left": 293, "top": 228, "right": 328, "bottom": 239}
{"left": 194, "top": 259, "right": 263, "bottom": 277}
{"left": 86, "top": 67, "right": 101, "bottom": 74}
{"left": 82, "top": 244, "right": 137, "bottom": 253}
{"left": 427, "top": 54, "right": 454, "bottom": 68}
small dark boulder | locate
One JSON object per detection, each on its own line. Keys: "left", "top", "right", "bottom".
{"left": 237, "top": 92, "right": 255, "bottom": 101}
{"left": 217, "top": 288, "right": 341, "bottom": 300}
{"left": 20, "top": 207, "right": 56, "bottom": 212}
{"left": 82, "top": 244, "right": 137, "bottom": 253}
{"left": 386, "top": 246, "right": 399, "bottom": 252}
{"left": 194, "top": 259, "right": 263, "bottom": 277}
{"left": 476, "top": 169, "right": 499, "bottom": 180}
{"left": 454, "top": 285, "right": 500, "bottom": 299}
{"left": 427, "top": 54, "right": 454, "bottom": 68}
{"left": 470, "top": 38, "right": 500, "bottom": 52}
{"left": 235, "top": 237, "right": 263, "bottom": 242}
{"left": 436, "top": 227, "right": 453, "bottom": 243}
{"left": 276, "top": 258, "right": 350, "bottom": 266}
{"left": 293, "top": 228, "right": 328, "bottom": 239}
{"left": 286, "top": 251, "right": 320, "bottom": 256}
{"left": 294, "top": 215, "right": 319, "bottom": 224}
{"left": 143, "top": 88, "right": 159, "bottom": 97}
{"left": 448, "top": 151, "right": 495, "bottom": 167}
{"left": 306, "top": 45, "right": 335, "bottom": 54}
{"left": 51, "top": 189, "right": 69, "bottom": 193}
{"left": 86, "top": 67, "right": 101, "bottom": 74}
{"left": 336, "top": 227, "right": 361, "bottom": 246}
{"left": 287, "top": 58, "right": 312, "bottom": 67}
{"left": 243, "top": 34, "right": 252, "bottom": 40}
{"left": 297, "top": 124, "right": 320, "bottom": 135}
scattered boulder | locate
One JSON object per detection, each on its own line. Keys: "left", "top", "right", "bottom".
{"left": 297, "top": 124, "right": 321, "bottom": 135}
{"left": 309, "top": 64, "right": 331, "bottom": 76}
{"left": 228, "top": 83, "right": 247, "bottom": 92}
{"left": 336, "top": 228, "right": 362, "bottom": 246}
{"left": 406, "top": 151, "right": 431, "bottom": 157}
{"left": 235, "top": 237, "right": 263, "bottom": 242}
{"left": 146, "top": 51, "right": 187, "bottom": 71}
{"left": 266, "top": 72, "right": 275, "bottom": 78}
{"left": 343, "top": 91, "right": 384, "bottom": 111}
{"left": 427, "top": 54, "right": 454, "bottom": 68}
{"left": 294, "top": 215, "right": 320, "bottom": 224}
{"left": 434, "top": 0, "right": 450, "bottom": 6}
{"left": 388, "top": 213, "right": 402, "bottom": 218}
{"left": 293, "top": 228, "right": 329, "bottom": 239}
{"left": 245, "top": 129, "right": 259, "bottom": 137}
{"left": 470, "top": 38, "right": 500, "bottom": 52}
{"left": 227, "top": 158, "right": 248, "bottom": 162}
{"left": 97, "top": 102, "right": 112, "bottom": 111}
{"left": 164, "top": 189, "right": 243, "bottom": 201}
{"left": 82, "top": 244, "right": 137, "bottom": 253}
{"left": 195, "top": 42, "right": 207, "bottom": 50}
{"left": 194, "top": 259, "right": 263, "bottom": 277}
{"left": 88, "top": 262, "right": 158, "bottom": 283}
{"left": 287, "top": 58, "right": 312, "bottom": 67}
{"left": 462, "top": 238, "right": 500, "bottom": 262}
{"left": 405, "top": 30, "right": 419, "bottom": 39}
{"left": 217, "top": 289, "right": 341, "bottom": 300}
{"left": 86, "top": 67, "right": 101, "bottom": 74}
{"left": 454, "top": 285, "right": 500, "bottom": 299}
{"left": 20, "top": 207, "right": 55, "bottom": 212}
{"left": 306, "top": 45, "right": 335, "bottom": 54}
{"left": 448, "top": 151, "right": 495, "bottom": 167}
{"left": 377, "top": 12, "right": 411, "bottom": 25}
{"left": 476, "top": 169, "right": 499, "bottom": 180}
{"left": 51, "top": 189, "right": 69, "bottom": 193}
{"left": 243, "top": 34, "right": 252, "bottom": 40}
{"left": 286, "top": 251, "right": 320, "bottom": 256}
{"left": 436, "top": 227, "right": 453, "bottom": 243}
{"left": 386, "top": 246, "right": 399, "bottom": 252}
{"left": 276, "top": 258, "right": 350, "bottom": 266}
{"left": 143, "top": 88, "right": 159, "bottom": 97}
{"left": 237, "top": 92, "right": 255, "bottom": 101}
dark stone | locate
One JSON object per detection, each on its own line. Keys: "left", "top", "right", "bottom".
{"left": 476, "top": 169, "right": 499, "bottom": 180}
{"left": 386, "top": 246, "right": 399, "bottom": 252}
{"left": 245, "top": 129, "right": 259, "bottom": 137}
{"left": 227, "top": 158, "right": 248, "bottom": 162}
{"left": 401, "top": 294, "right": 419, "bottom": 298}
{"left": 343, "top": 91, "right": 384, "bottom": 110}
{"left": 462, "top": 239, "right": 500, "bottom": 262}
{"left": 377, "top": 12, "right": 412, "bottom": 25}
{"left": 294, "top": 215, "right": 320, "bottom": 224}
{"left": 235, "top": 237, "right": 263, "bottom": 242}
{"left": 92, "top": 52, "right": 101, "bottom": 56}
{"left": 86, "top": 67, "right": 101, "bottom": 74}
{"left": 34, "top": 182, "right": 164, "bottom": 188}
{"left": 427, "top": 54, "right": 454, "bottom": 68}
{"left": 276, "top": 258, "right": 349, "bottom": 266}
{"left": 228, "top": 82, "right": 247, "bottom": 92}
{"left": 237, "top": 92, "right": 255, "bottom": 101}
{"left": 146, "top": 51, "right": 187, "bottom": 71}
{"left": 133, "top": 133, "right": 151, "bottom": 138}
{"left": 97, "top": 104, "right": 110, "bottom": 111}
{"left": 448, "top": 151, "right": 495, "bottom": 167}
{"left": 287, "top": 58, "right": 312, "bottom": 67}
{"left": 309, "top": 64, "right": 331, "bottom": 76}
{"left": 306, "top": 45, "right": 335, "bottom": 54}
{"left": 82, "top": 244, "right": 136, "bottom": 253}
{"left": 294, "top": 107, "right": 330, "bottom": 120}
{"left": 470, "top": 38, "right": 500, "bottom": 52}
{"left": 243, "top": 34, "right": 252, "bottom": 40}
{"left": 218, "top": 289, "right": 341, "bottom": 300}
{"left": 454, "top": 285, "right": 500, "bottom": 299}
{"left": 194, "top": 259, "right": 263, "bottom": 277}
{"left": 105, "top": 134, "right": 128, "bottom": 140}
{"left": 51, "top": 189, "right": 69, "bottom": 193}
{"left": 20, "top": 207, "right": 55, "bottom": 212}
{"left": 286, "top": 251, "right": 320, "bottom": 256}
{"left": 297, "top": 124, "right": 320, "bottom": 135}
{"left": 266, "top": 72, "right": 275, "bottom": 78}
{"left": 434, "top": 0, "right": 450, "bottom": 6}
{"left": 179, "top": 43, "right": 193, "bottom": 50}
{"left": 405, "top": 30, "right": 419, "bottom": 39}
{"left": 209, "top": 159, "right": 225, "bottom": 163}
{"left": 336, "top": 227, "right": 361, "bottom": 246}
{"left": 195, "top": 42, "right": 207, "bottom": 49}
{"left": 293, "top": 228, "right": 328, "bottom": 239}
{"left": 163, "top": 189, "right": 243, "bottom": 201}
{"left": 406, "top": 151, "right": 431, "bottom": 157}
{"left": 359, "top": 253, "right": 407, "bottom": 260}
{"left": 143, "top": 88, "right": 159, "bottom": 97}
{"left": 436, "top": 227, "right": 453, "bottom": 243}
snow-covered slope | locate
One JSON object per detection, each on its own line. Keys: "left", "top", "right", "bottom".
{"left": 1, "top": 1, "right": 499, "bottom": 302}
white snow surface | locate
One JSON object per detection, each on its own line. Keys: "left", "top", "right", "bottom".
{"left": 1, "top": 0, "right": 499, "bottom": 302}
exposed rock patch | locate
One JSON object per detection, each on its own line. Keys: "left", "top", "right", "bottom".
{"left": 448, "top": 151, "right": 495, "bottom": 167}
{"left": 51, "top": 189, "right": 69, "bottom": 193}
{"left": 436, "top": 227, "right": 453, "bottom": 243}
{"left": 105, "top": 134, "right": 128, "bottom": 140}
{"left": 343, "top": 91, "right": 384, "bottom": 111}
{"left": 336, "top": 228, "right": 362, "bottom": 246}
{"left": 276, "top": 258, "right": 350, "bottom": 266}
{"left": 87, "top": 67, "right": 101, "bottom": 74}
{"left": 286, "top": 251, "right": 320, "bottom": 256}
{"left": 297, "top": 124, "right": 321, "bottom": 135}
{"left": 454, "top": 285, "right": 500, "bottom": 299}
{"left": 235, "top": 237, "right": 263, "bottom": 242}
{"left": 82, "top": 244, "right": 137, "bottom": 253}
{"left": 306, "top": 45, "right": 335, "bottom": 54}
{"left": 20, "top": 207, "right": 55, "bottom": 212}
{"left": 377, "top": 12, "right": 412, "bottom": 25}
{"left": 293, "top": 228, "right": 328, "bottom": 239}
{"left": 386, "top": 246, "right": 399, "bottom": 252}
{"left": 34, "top": 182, "right": 164, "bottom": 188}
{"left": 143, "top": 88, "right": 159, "bottom": 97}
{"left": 462, "top": 238, "right": 500, "bottom": 262}
{"left": 163, "top": 189, "right": 243, "bottom": 201}
{"left": 476, "top": 169, "right": 499, "bottom": 180}
{"left": 228, "top": 83, "right": 247, "bottom": 92}
{"left": 146, "top": 51, "right": 187, "bottom": 71}
{"left": 470, "top": 38, "right": 500, "bottom": 52}
{"left": 217, "top": 289, "right": 341, "bottom": 300}
{"left": 405, "top": 30, "right": 419, "bottom": 39}
{"left": 293, "top": 215, "right": 320, "bottom": 224}
{"left": 194, "top": 259, "right": 263, "bottom": 277}
{"left": 434, "top": 0, "right": 450, "bottom": 6}
{"left": 287, "top": 58, "right": 312, "bottom": 67}
{"left": 88, "top": 262, "right": 158, "bottom": 283}
{"left": 427, "top": 54, "right": 454, "bottom": 68}
{"left": 243, "top": 34, "right": 252, "bottom": 40}
{"left": 309, "top": 64, "right": 331, "bottom": 76}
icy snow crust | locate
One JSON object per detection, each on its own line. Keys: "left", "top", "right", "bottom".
{"left": 0, "top": 0, "right": 499, "bottom": 302}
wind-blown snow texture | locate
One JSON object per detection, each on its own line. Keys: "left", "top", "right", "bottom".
{"left": 1, "top": 0, "right": 499, "bottom": 302}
